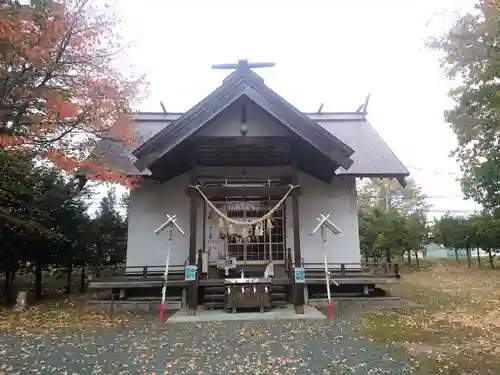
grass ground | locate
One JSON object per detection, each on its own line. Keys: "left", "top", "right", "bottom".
{"left": 360, "top": 260, "right": 500, "bottom": 375}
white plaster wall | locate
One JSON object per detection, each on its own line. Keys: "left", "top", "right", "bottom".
{"left": 126, "top": 172, "right": 361, "bottom": 270}
{"left": 126, "top": 173, "right": 201, "bottom": 271}
{"left": 196, "top": 101, "right": 289, "bottom": 137}
{"left": 295, "top": 172, "right": 361, "bottom": 268}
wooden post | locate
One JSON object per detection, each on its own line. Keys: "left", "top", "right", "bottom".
{"left": 187, "top": 148, "right": 199, "bottom": 316}
{"left": 286, "top": 248, "right": 293, "bottom": 302}
{"left": 291, "top": 152, "right": 304, "bottom": 314}
{"left": 394, "top": 263, "right": 400, "bottom": 279}
{"left": 197, "top": 249, "right": 204, "bottom": 306}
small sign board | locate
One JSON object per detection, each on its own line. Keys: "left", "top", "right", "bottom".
{"left": 185, "top": 265, "right": 197, "bottom": 281}
{"left": 294, "top": 267, "right": 305, "bottom": 283}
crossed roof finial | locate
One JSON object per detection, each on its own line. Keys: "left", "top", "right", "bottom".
{"left": 211, "top": 59, "right": 275, "bottom": 71}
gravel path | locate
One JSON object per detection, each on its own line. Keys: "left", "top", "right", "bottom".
{"left": 0, "top": 316, "right": 416, "bottom": 374}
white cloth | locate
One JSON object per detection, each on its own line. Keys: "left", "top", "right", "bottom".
{"left": 264, "top": 263, "right": 274, "bottom": 278}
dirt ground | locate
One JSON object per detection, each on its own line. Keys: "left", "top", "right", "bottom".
{"left": 0, "top": 299, "right": 417, "bottom": 374}
{"left": 359, "top": 261, "right": 500, "bottom": 375}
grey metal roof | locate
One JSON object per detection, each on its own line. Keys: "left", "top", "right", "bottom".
{"left": 85, "top": 111, "right": 408, "bottom": 177}
{"left": 319, "top": 118, "right": 409, "bottom": 176}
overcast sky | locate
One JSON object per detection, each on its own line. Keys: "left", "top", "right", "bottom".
{"left": 103, "top": 0, "right": 481, "bottom": 217}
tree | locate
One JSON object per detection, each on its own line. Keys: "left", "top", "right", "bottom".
{"left": 428, "top": 1, "right": 500, "bottom": 211}
{"left": 88, "top": 188, "right": 127, "bottom": 270}
{"left": 402, "top": 214, "right": 431, "bottom": 268}
{"left": 358, "top": 207, "right": 429, "bottom": 266}
{"left": 0, "top": 0, "right": 144, "bottom": 186}
{"left": 432, "top": 214, "right": 466, "bottom": 262}
{"left": 0, "top": 151, "right": 93, "bottom": 300}
{"left": 475, "top": 213, "right": 500, "bottom": 268}
{"left": 358, "top": 178, "right": 430, "bottom": 215}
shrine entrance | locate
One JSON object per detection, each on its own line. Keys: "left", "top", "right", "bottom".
{"left": 205, "top": 199, "right": 286, "bottom": 266}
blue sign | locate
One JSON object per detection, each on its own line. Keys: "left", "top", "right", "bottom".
{"left": 294, "top": 267, "right": 305, "bottom": 283}
{"left": 185, "top": 265, "right": 197, "bottom": 281}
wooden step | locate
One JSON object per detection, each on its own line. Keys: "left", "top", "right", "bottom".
{"left": 129, "top": 296, "right": 181, "bottom": 301}
{"left": 203, "top": 301, "right": 224, "bottom": 310}
{"left": 204, "top": 294, "right": 225, "bottom": 300}
{"left": 271, "top": 293, "right": 286, "bottom": 300}
{"left": 271, "top": 300, "right": 288, "bottom": 307}
{"left": 205, "top": 286, "right": 225, "bottom": 293}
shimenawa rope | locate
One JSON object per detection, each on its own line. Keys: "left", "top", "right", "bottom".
{"left": 189, "top": 184, "right": 299, "bottom": 226}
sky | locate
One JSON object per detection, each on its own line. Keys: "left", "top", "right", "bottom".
{"left": 104, "top": 0, "right": 481, "bottom": 217}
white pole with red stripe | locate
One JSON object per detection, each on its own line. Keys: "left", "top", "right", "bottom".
{"left": 309, "top": 214, "right": 342, "bottom": 321}
{"left": 154, "top": 214, "right": 185, "bottom": 321}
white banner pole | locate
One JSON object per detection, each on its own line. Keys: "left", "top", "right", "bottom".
{"left": 159, "top": 225, "right": 173, "bottom": 320}
{"left": 309, "top": 213, "right": 340, "bottom": 321}
{"left": 155, "top": 214, "right": 184, "bottom": 321}
{"left": 321, "top": 225, "right": 333, "bottom": 320}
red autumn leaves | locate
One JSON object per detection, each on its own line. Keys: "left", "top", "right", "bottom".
{"left": 0, "top": 0, "right": 143, "bottom": 187}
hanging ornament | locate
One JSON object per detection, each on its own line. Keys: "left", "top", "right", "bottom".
{"left": 227, "top": 287, "right": 231, "bottom": 294}
{"left": 241, "top": 225, "right": 249, "bottom": 239}
{"left": 255, "top": 222, "right": 264, "bottom": 236}
{"left": 218, "top": 217, "right": 225, "bottom": 228}
{"left": 266, "top": 218, "right": 273, "bottom": 231}
{"left": 253, "top": 286, "right": 256, "bottom": 294}
{"left": 241, "top": 286, "right": 245, "bottom": 294}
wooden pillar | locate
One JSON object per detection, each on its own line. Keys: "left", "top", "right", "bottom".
{"left": 187, "top": 149, "right": 199, "bottom": 315}
{"left": 291, "top": 151, "right": 305, "bottom": 314}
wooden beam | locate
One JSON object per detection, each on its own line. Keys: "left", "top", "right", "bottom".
{"left": 197, "top": 166, "right": 293, "bottom": 179}
{"left": 187, "top": 147, "right": 199, "bottom": 315}
{"left": 291, "top": 142, "right": 305, "bottom": 314}
{"left": 186, "top": 185, "right": 301, "bottom": 198}
{"left": 194, "top": 135, "right": 290, "bottom": 147}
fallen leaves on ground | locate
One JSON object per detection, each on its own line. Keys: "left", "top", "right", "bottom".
{"left": 360, "top": 261, "right": 500, "bottom": 374}
{"left": 0, "top": 297, "right": 131, "bottom": 333}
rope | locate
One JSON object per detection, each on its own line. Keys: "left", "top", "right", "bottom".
{"left": 190, "top": 184, "right": 299, "bottom": 226}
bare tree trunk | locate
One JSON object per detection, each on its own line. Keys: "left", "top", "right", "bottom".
{"left": 4, "top": 268, "right": 11, "bottom": 299}
{"left": 466, "top": 246, "right": 472, "bottom": 268}
{"left": 65, "top": 259, "right": 73, "bottom": 294}
{"left": 35, "top": 263, "right": 43, "bottom": 299}
{"left": 477, "top": 247, "right": 481, "bottom": 268}
{"left": 414, "top": 251, "right": 420, "bottom": 271}
{"left": 407, "top": 250, "right": 412, "bottom": 265}
{"left": 79, "top": 266, "right": 86, "bottom": 294}
{"left": 454, "top": 248, "right": 460, "bottom": 263}
{"left": 488, "top": 249, "right": 495, "bottom": 268}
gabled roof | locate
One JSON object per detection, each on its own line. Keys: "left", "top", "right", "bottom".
{"left": 132, "top": 68, "right": 355, "bottom": 172}
{"left": 83, "top": 111, "right": 409, "bottom": 180}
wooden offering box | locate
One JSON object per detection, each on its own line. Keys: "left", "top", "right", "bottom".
{"left": 224, "top": 277, "right": 272, "bottom": 313}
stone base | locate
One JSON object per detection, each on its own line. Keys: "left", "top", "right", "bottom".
{"left": 186, "top": 309, "right": 197, "bottom": 316}
{"left": 294, "top": 305, "right": 304, "bottom": 314}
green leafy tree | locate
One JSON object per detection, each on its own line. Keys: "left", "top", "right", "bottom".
{"left": 358, "top": 207, "right": 429, "bottom": 266}
{"left": 475, "top": 213, "right": 500, "bottom": 268}
{"left": 428, "top": 1, "right": 500, "bottom": 211}
{"left": 89, "top": 188, "right": 127, "bottom": 271}
{"left": 358, "top": 178, "right": 430, "bottom": 215}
